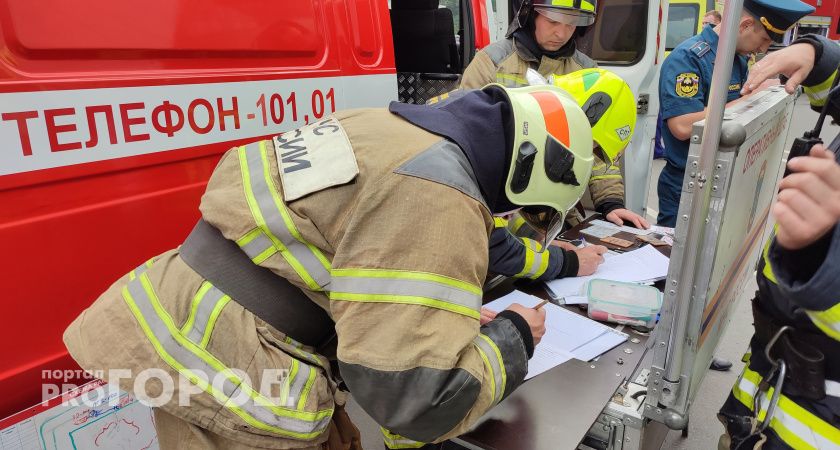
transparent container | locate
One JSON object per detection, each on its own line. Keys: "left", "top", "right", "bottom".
{"left": 586, "top": 279, "right": 663, "bottom": 328}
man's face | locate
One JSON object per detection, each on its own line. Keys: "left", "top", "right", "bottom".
{"left": 702, "top": 14, "right": 720, "bottom": 26}
{"left": 534, "top": 13, "right": 577, "bottom": 52}
{"left": 736, "top": 17, "right": 772, "bottom": 55}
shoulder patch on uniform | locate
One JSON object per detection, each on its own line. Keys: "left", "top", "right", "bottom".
{"left": 689, "top": 41, "right": 711, "bottom": 57}
{"left": 274, "top": 117, "right": 358, "bottom": 201}
{"left": 675, "top": 72, "right": 700, "bottom": 98}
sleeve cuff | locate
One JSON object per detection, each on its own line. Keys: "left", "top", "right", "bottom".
{"left": 558, "top": 250, "right": 579, "bottom": 279}
{"left": 595, "top": 199, "right": 625, "bottom": 216}
{"left": 791, "top": 35, "right": 837, "bottom": 87}
{"left": 497, "top": 310, "right": 534, "bottom": 359}
{"left": 660, "top": 101, "right": 705, "bottom": 121}
{"left": 770, "top": 224, "right": 840, "bottom": 310}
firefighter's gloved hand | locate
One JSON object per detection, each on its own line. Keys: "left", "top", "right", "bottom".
{"left": 573, "top": 245, "right": 608, "bottom": 276}
{"left": 504, "top": 303, "right": 547, "bottom": 346}
{"left": 774, "top": 144, "right": 840, "bottom": 249}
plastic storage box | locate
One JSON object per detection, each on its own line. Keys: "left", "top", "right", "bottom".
{"left": 586, "top": 279, "right": 663, "bottom": 328}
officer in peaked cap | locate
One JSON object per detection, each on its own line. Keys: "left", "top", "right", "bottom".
{"left": 655, "top": 0, "right": 814, "bottom": 228}
{"left": 745, "top": 0, "right": 815, "bottom": 43}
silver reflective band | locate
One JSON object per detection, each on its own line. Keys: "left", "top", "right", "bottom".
{"left": 331, "top": 276, "right": 482, "bottom": 313}
{"left": 241, "top": 143, "right": 331, "bottom": 290}
{"left": 473, "top": 335, "right": 505, "bottom": 404}
{"left": 122, "top": 272, "right": 332, "bottom": 437}
{"left": 240, "top": 231, "right": 274, "bottom": 262}
{"left": 184, "top": 285, "right": 228, "bottom": 347}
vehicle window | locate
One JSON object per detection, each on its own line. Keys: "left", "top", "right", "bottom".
{"left": 577, "top": 0, "right": 648, "bottom": 65}
{"left": 439, "top": 0, "right": 461, "bottom": 37}
{"left": 666, "top": 4, "right": 700, "bottom": 51}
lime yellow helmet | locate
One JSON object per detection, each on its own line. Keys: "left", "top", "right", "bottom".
{"left": 488, "top": 84, "right": 594, "bottom": 248}
{"left": 551, "top": 68, "right": 636, "bottom": 165}
{"left": 531, "top": 0, "right": 597, "bottom": 26}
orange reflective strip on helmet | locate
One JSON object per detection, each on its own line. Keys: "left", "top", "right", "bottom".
{"left": 528, "top": 91, "right": 570, "bottom": 148}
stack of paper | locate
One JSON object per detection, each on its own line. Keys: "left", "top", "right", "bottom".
{"left": 483, "top": 291, "right": 628, "bottom": 379}
{"left": 544, "top": 245, "right": 670, "bottom": 301}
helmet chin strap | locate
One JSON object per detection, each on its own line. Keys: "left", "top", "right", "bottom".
{"left": 493, "top": 208, "right": 523, "bottom": 217}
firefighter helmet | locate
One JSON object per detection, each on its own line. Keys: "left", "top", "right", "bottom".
{"left": 485, "top": 84, "right": 594, "bottom": 248}
{"left": 552, "top": 68, "right": 637, "bottom": 164}
{"left": 508, "top": 0, "right": 597, "bottom": 37}
{"left": 532, "top": 0, "right": 597, "bottom": 26}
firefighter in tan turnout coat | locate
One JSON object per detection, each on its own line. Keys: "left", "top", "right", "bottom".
{"left": 64, "top": 83, "right": 600, "bottom": 449}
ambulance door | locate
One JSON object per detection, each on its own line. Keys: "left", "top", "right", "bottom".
{"left": 0, "top": 0, "right": 394, "bottom": 419}
{"left": 577, "top": 0, "right": 667, "bottom": 217}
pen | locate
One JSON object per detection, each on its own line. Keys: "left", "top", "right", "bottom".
{"left": 533, "top": 299, "right": 549, "bottom": 310}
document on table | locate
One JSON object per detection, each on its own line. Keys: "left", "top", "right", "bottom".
{"left": 589, "top": 219, "right": 653, "bottom": 236}
{"left": 543, "top": 244, "right": 669, "bottom": 300}
{"left": 483, "top": 291, "right": 628, "bottom": 379}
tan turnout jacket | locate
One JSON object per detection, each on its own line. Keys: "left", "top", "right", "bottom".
{"left": 65, "top": 109, "right": 530, "bottom": 448}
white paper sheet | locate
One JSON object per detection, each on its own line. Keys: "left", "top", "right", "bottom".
{"left": 543, "top": 245, "right": 670, "bottom": 300}
{"left": 590, "top": 219, "right": 653, "bottom": 235}
{"left": 483, "top": 291, "right": 628, "bottom": 379}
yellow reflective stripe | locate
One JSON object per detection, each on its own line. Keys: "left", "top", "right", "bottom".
{"left": 426, "top": 92, "right": 449, "bottom": 105}
{"left": 590, "top": 174, "right": 623, "bottom": 181}
{"left": 331, "top": 268, "right": 482, "bottom": 295}
{"left": 804, "top": 70, "right": 837, "bottom": 107}
{"left": 381, "top": 427, "right": 425, "bottom": 449}
{"left": 516, "top": 239, "right": 537, "bottom": 278}
{"left": 806, "top": 303, "right": 840, "bottom": 342}
{"left": 237, "top": 228, "right": 278, "bottom": 264}
{"left": 761, "top": 234, "right": 778, "bottom": 284}
{"left": 181, "top": 281, "right": 213, "bottom": 335}
{"left": 330, "top": 292, "right": 479, "bottom": 319}
{"left": 297, "top": 365, "right": 317, "bottom": 411}
{"left": 516, "top": 238, "right": 548, "bottom": 279}
{"left": 199, "top": 295, "right": 231, "bottom": 349}
{"left": 476, "top": 334, "right": 507, "bottom": 402}
{"left": 128, "top": 258, "right": 154, "bottom": 281}
{"left": 238, "top": 144, "right": 331, "bottom": 291}
{"left": 280, "top": 359, "right": 298, "bottom": 407}
{"left": 257, "top": 141, "right": 332, "bottom": 272}
{"left": 548, "top": 0, "right": 595, "bottom": 11}
{"left": 120, "top": 272, "right": 332, "bottom": 438}
{"left": 495, "top": 73, "right": 528, "bottom": 87}
{"left": 474, "top": 339, "right": 497, "bottom": 403}
{"left": 731, "top": 366, "right": 840, "bottom": 448}
{"left": 510, "top": 215, "right": 527, "bottom": 234}
{"left": 277, "top": 337, "right": 329, "bottom": 369}
{"left": 493, "top": 216, "right": 508, "bottom": 228}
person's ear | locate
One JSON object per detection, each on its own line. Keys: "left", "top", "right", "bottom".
{"left": 739, "top": 16, "right": 753, "bottom": 33}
